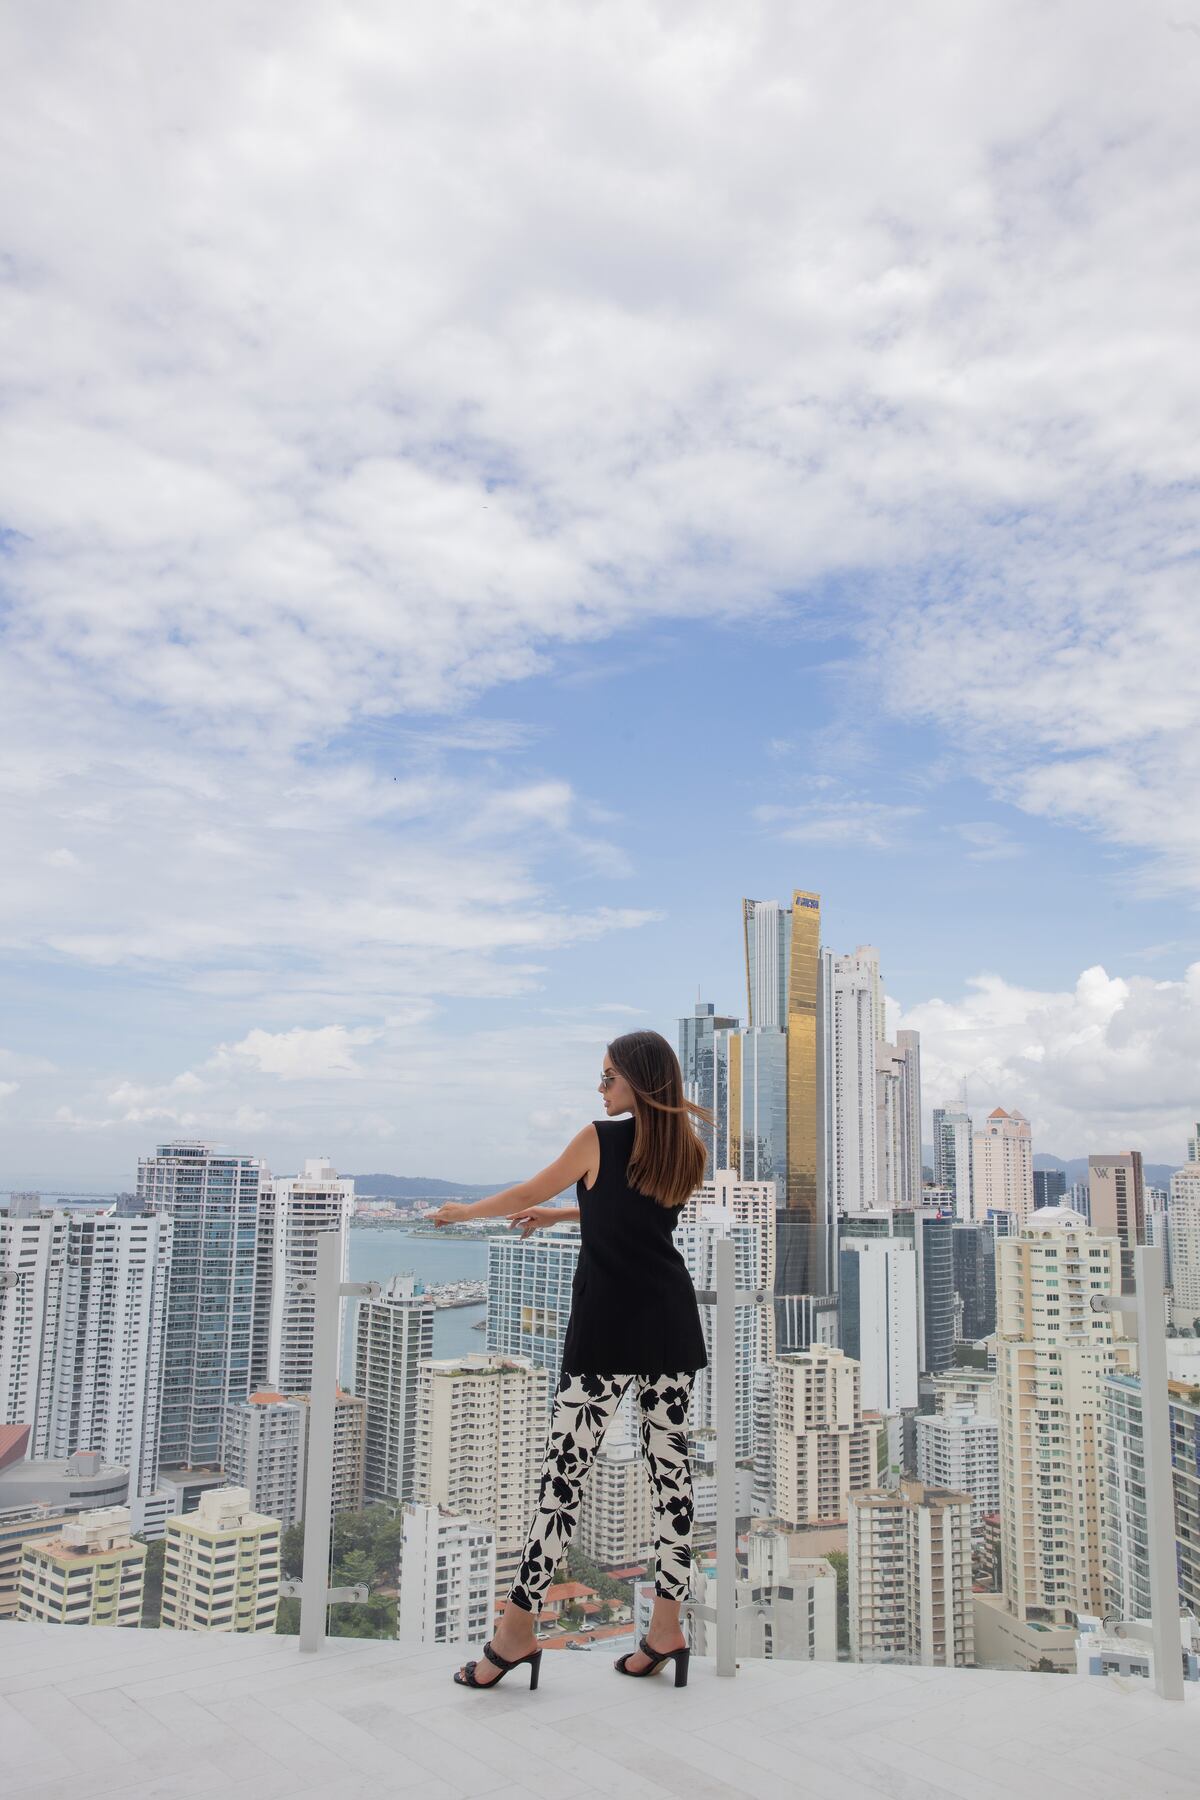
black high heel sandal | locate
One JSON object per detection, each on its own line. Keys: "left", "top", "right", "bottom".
{"left": 453, "top": 1638, "right": 543, "bottom": 1690}
{"left": 614, "top": 1633, "right": 690, "bottom": 1687}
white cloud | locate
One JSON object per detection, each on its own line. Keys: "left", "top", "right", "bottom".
{"left": 899, "top": 963, "right": 1200, "bottom": 1163}
{"left": 2, "top": 2, "right": 1199, "bottom": 1175}
{"left": 755, "top": 798, "right": 922, "bottom": 851}
{"left": 954, "top": 822, "right": 1025, "bottom": 863}
{"left": 0, "top": 1081, "right": 19, "bottom": 1100}
{"left": 210, "top": 1025, "right": 380, "bottom": 1082}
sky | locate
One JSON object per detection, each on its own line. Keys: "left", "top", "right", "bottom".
{"left": 2, "top": 1, "right": 1200, "bottom": 1188}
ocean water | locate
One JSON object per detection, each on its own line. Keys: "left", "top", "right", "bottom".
{"left": 341, "top": 1226, "right": 491, "bottom": 1384}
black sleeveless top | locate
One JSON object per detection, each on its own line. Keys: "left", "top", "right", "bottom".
{"left": 558, "top": 1116, "right": 709, "bottom": 1376}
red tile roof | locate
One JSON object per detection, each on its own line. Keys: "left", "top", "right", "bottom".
{"left": 0, "top": 1423, "right": 31, "bottom": 1471}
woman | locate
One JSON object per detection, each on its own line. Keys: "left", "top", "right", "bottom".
{"left": 431, "top": 1029, "right": 711, "bottom": 1691}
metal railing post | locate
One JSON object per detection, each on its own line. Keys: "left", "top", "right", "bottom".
{"left": 1092, "top": 1243, "right": 1183, "bottom": 1701}
{"left": 298, "top": 1230, "right": 341, "bottom": 1652}
{"left": 289, "top": 1230, "right": 380, "bottom": 1652}
{"left": 714, "top": 1236, "right": 737, "bottom": 1678}
{"left": 685, "top": 1240, "right": 769, "bottom": 1676}
{"left": 1134, "top": 1243, "right": 1184, "bottom": 1702}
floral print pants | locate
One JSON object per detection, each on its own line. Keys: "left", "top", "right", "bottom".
{"left": 507, "top": 1369, "right": 697, "bottom": 1614}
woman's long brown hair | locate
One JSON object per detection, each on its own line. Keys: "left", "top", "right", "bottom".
{"left": 606, "top": 1029, "right": 714, "bottom": 1208}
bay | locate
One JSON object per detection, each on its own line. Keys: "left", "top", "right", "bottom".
{"left": 341, "top": 1225, "right": 492, "bottom": 1384}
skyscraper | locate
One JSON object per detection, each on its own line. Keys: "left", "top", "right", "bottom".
{"left": 975, "top": 1206, "right": 1133, "bottom": 1669}
{"left": 786, "top": 890, "right": 821, "bottom": 1248}
{"left": 1169, "top": 1163, "right": 1200, "bottom": 1329}
{"left": 893, "top": 1208, "right": 956, "bottom": 1376}
{"left": 138, "top": 1142, "right": 262, "bottom": 1470}
{"left": 1087, "top": 1152, "right": 1146, "bottom": 1291}
{"left": 355, "top": 1274, "right": 436, "bottom": 1504}
{"left": 838, "top": 1224, "right": 920, "bottom": 1413}
{"left": 487, "top": 1224, "right": 579, "bottom": 1369}
{"left": 974, "top": 1109, "right": 1034, "bottom": 1225}
{"left": 678, "top": 1000, "right": 739, "bottom": 1177}
{"left": 221, "top": 1393, "right": 306, "bottom": 1529}
{"left": 932, "top": 1110, "right": 974, "bottom": 1221}
{"left": 952, "top": 1220, "right": 997, "bottom": 1342}
{"left": 675, "top": 1174, "right": 775, "bottom": 1457}
{"left": 896, "top": 1030, "right": 924, "bottom": 1212}
{"left": 752, "top": 1347, "right": 879, "bottom": 1527}
{"left": 820, "top": 945, "right": 885, "bottom": 1216}
{"left": 1033, "top": 1169, "right": 1067, "bottom": 1210}
{"left": 412, "top": 1353, "right": 550, "bottom": 1607}
{"left": 725, "top": 1026, "right": 789, "bottom": 1196}
{"left": 745, "top": 889, "right": 825, "bottom": 1290}
{"left": 32, "top": 1210, "right": 173, "bottom": 1501}
{"left": 915, "top": 1409, "right": 999, "bottom": 1529}
{"left": 849, "top": 1479, "right": 974, "bottom": 1667}
{"left": 0, "top": 1207, "right": 67, "bottom": 1437}
{"left": 251, "top": 1159, "right": 354, "bottom": 1393}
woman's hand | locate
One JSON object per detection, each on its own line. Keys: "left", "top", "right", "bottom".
{"left": 509, "top": 1205, "right": 559, "bottom": 1239}
{"left": 430, "top": 1200, "right": 476, "bottom": 1227}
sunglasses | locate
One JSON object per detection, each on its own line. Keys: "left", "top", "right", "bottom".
{"left": 599, "top": 1071, "right": 616, "bottom": 1088}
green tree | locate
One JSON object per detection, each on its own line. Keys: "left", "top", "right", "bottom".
{"left": 281, "top": 1523, "right": 304, "bottom": 1580}
{"left": 275, "top": 1505, "right": 406, "bottom": 1637}
{"left": 137, "top": 1538, "right": 165, "bottom": 1629}
{"left": 565, "top": 1543, "right": 630, "bottom": 1603}
{"left": 825, "top": 1551, "right": 849, "bottom": 1659}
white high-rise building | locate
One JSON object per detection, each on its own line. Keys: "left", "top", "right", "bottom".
{"left": 1188, "top": 1122, "right": 1200, "bottom": 1164}
{"left": 32, "top": 1211, "right": 172, "bottom": 1501}
{"left": 355, "top": 1274, "right": 436, "bottom": 1504}
{"left": 752, "top": 1348, "right": 879, "bottom": 1527}
{"left": 744, "top": 898, "right": 791, "bottom": 1027}
{"left": 252, "top": 1159, "right": 354, "bottom": 1392}
{"left": 137, "top": 1142, "right": 263, "bottom": 1469}
{"left": 974, "top": 1206, "right": 1134, "bottom": 1670}
{"left": 849, "top": 1479, "right": 974, "bottom": 1667}
{"left": 837, "top": 1234, "right": 919, "bottom": 1414}
{"left": 896, "top": 1030, "right": 923, "bottom": 1210}
{"left": 820, "top": 946, "right": 886, "bottom": 1215}
{"left": 1, "top": 1208, "right": 171, "bottom": 1502}
{"left": 914, "top": 1407, "right": 1000, "bottom": 1529}
{"left": 1170, "top": 1165, "right": 1200, "bottom": 1328}
{"left": 675, "top": 1175, "right": 775, "bottom": 1458}
{"left": 221, "top": 1393, "right": 306, "bottom": 1530}
{"left": 412, "top": 1354, "right": 550, "bottom": 1606}
{"left": 576, "top": 1438, "right": 655, "bottom": 1568}
{"left": 487, "top": 1224, "right": 580, "bottom": 1370}
{"left": 974, "top": 1109, "right": 1033, "bottom": 1226}
{"left": 0, "top": 1209, "right": 68, "bottom": 1440}
{"left": 397, "top": 1502, "right": 496, "bottom": 1645}
{"left": 1101, "top": 1371, "right": 1152, "bottom": 1623}
{"left": 933, "top": 1110, "right": 974, "bottom": 1222}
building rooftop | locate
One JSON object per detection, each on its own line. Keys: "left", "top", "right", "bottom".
{"left": 2, "top": 1621, "right": 1196, "bottom": 1799}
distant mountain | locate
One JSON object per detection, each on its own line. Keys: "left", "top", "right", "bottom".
{"left": 349, "top": 1173, "right": 514, "bottom": 1199}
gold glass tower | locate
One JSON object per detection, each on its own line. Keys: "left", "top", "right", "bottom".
{"left": 741, "top": 888, "right": 822, "bottom": 1211}
{"left": 786, "top": 889, "right": 821, "bottom": 1220}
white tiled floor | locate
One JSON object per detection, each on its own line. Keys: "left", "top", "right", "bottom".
{"left": 1, "top": 1623, "right": 1197, "bottom": 1800}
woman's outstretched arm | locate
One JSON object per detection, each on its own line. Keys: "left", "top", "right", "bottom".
{"left": 432, "top": 1126, "right": 596, "bottom": 1224}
